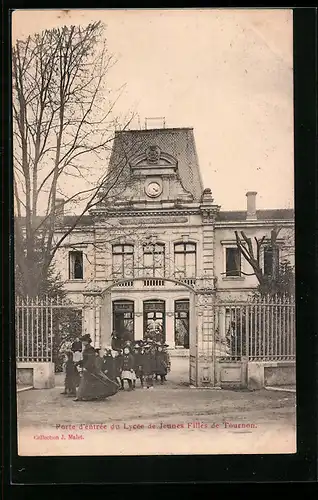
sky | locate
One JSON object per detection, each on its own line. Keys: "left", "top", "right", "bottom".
{"left": 12, "top": 9, "right": 294, "bottom": 211}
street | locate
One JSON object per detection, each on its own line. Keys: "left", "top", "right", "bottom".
{"left": 17, "top": 357, "right": 296, "bottom": 456}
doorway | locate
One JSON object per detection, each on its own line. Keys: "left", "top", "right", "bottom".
{"left": 112, "top": 300, "right": 134, "bottom": 342}
{"left": 143, "top": 300, "right": 165, "bottom": 342}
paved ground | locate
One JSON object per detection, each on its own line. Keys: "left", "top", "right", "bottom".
{"left": 17, "top": 357, "right": 296, "bottom": 456}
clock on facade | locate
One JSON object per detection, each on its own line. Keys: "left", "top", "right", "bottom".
{"left": 145, "top": 181, "right": 162, "bottom": 197}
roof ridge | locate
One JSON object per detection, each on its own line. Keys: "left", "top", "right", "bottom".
{"left": 115, "top": 127, "right": 194, "bottom": 134}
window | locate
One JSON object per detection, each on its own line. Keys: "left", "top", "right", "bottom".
{"left": 143, "top": 300, "right": 165, "bottom": 342}
{"left": 263, "top": 246, "right": 279, "bottom": 277}
{"left": 175, "top": 300, "right": 190, "bottom": 348}
{"left": 112, "top": 245, "right": 134, "bottom": 279}
{"left": 225, "top": 248, "right": 241, "bottom": 277}
{"left": 174, "top": 243, "right": 196, "bottom": 278}
{"left": 143, "top": 243, "right": 165, "bottom": 278}
{"left": 112, "top": 300, "right": 134, "bottom": 341}
{"left": 69, "top": 251, "right": 83, "bottom": 280}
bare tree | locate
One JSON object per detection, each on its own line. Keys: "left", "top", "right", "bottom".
{"left": 13, "top": 22, "right": 138, "bottom": 297}
{"left": 234, "top": 225, "right": 294, "bottom": 295}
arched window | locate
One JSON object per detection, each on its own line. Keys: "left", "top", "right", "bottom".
{"left": 112, "top": 244, "right": 134, "bottom": 279}
{"left": 112, "top": 300, "right": 134, "bottom": 342}
{"left": 175, "top": 300, "right": 190, "bottom": 348}
{"left": 143, "top": 243, "right": 165, "bottom": 278}
{"left": 174, "top": 242, "right": 196, "bottom": 278}
{"left": 143, "top": 300, "right": 165, "bottom": 342}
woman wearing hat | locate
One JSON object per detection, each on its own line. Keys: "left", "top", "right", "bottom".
{"left": 74, "top": 334, "right": 119, "bottom": 401}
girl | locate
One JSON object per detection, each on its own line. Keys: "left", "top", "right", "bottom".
{"left": 120, "top": 346, "right": 136, "bottom": 391}
{"left": 71, "top": 336, "right": 83, "bottom": 363}
{"left": 61, "top": 351, "right": 80, "bottom": 397}
{"left": 142, "top": 344, "right": 156, "bottom": 389}
{"left": 133, "top": 344, "right": 144, "bottom": 389}
{"left": 155, "top": 344, "right": 168, "bottom": 384}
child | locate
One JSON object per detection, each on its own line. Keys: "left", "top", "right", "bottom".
{"left": 94, "top": 348, "right": 103, "bottom": 372}
{"left": 143, "top": 344, "right": 156, "bottom": 389}
{"left": 71, "top": 336, "right": 83, "bottom": 363}
{"left": 133, "top": 343, "right": 144, "bottom": 389}
{"left": 102, "top": 348, "right": 112, "bottom": 376}
{"left": 155, "top": 344, "right": 168, "bottom": 384}
{"left": 111, "top": 349, "right": 122, "bottom": 387}
{"left": 61, "top": 351, "right": 80, "bottom": 397}
{"left": 120, "top": 346, "right": 135, "bottom": 391}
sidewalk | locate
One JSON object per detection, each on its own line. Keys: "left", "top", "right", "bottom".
{"left": 17, "top": 357, "right": 296, "bottom": 456}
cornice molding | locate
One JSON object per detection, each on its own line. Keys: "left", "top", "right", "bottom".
{"left": 91, "top": 209, "right": 202, "bottom": 218}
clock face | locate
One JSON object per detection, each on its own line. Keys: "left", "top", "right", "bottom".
{"left": 146, "top": 181, "right": 162, "bottom": 197}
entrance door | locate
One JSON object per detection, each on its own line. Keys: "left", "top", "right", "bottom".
{"left": 175, "top": 300, "right": 190, "bottom": 348}
{"left": 143, "top": 300, "right": 165, "bottom": 342}
{"left": 112, "top": 300, "right": 135, "bottom": 342}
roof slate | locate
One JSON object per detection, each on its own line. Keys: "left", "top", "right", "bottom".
{"left": 216, "top": 209, "right": 294, "bottom": 222}
{"left": 109, "top": 127, "right": 204, "bottom": 201}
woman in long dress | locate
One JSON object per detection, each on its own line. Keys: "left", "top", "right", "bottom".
{"left": 74, "top": 335, "right": 120, "bottom": 401}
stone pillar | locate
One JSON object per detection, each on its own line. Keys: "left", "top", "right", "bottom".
{"left": 194, "top": 191, "right": 219, "bottom": 387}
{"left": 135, "top": 313, "right": 143, "bottom": 341}
{"left": 134, "top": 297, "right": 143, "bottom": 341}
{"left": 194, "top": 292, "right": 216, "bottom": 387}
{"left": 165, "top": 297, "right": 175, "bottom": 347}
{"left": 166, "top": 312, "right": 175, "bottom": 348}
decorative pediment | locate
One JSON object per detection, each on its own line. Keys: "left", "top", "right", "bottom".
{"left": 130, "top": 146, "right": 178, "bottom": 173}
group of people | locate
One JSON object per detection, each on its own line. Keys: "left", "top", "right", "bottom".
{"left": 61, "top": 332, "right": 171, "bottom": 401}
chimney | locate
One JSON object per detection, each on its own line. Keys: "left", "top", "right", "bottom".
{"left": 246, "top": 191, "right": 257, "bottom": 220}
{"left": 55, "top": 198, "right": 65, "bottom": 223}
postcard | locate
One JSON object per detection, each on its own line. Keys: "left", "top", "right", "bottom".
{"left": 13, "top": 8, "right": 295, "bottom": 457}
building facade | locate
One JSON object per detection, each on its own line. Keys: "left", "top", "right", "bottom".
{"left": 51, "top": 127, "right": 294, "bottom": 383}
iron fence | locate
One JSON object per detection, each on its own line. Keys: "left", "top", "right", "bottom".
{"left": 215, "top": 295, "right": 295, "bottom": 362}
{"left": 15, "top": 294, "right": 296, "bottom": 365}
{"left": 15, "top": 296, "right": 83, "bottom": 367}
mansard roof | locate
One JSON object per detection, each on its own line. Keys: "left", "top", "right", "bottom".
{"left": 109, "top": 127, "right": 204, "bottom": 201}
{"left": 216, "top": 208, "right": 294, "bottom": 222}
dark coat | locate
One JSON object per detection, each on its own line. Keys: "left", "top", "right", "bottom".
{"left": 133, "top": 351, "right": 144, "bottom": 377}
{"left": 115, "top": 355, "right": 122, "bottom": 377}
{"left": 155, "top": 350, "right": 168, "bottom": 376}
{"left": 65, "top": 360, "right": 80, "bottom": 390}
{"left": 79, "top": 344, "right": 96, "bottom": 372}
{"left": 143, "top": 351, "right": 156, "bottom": 376}
{"left": 77, "top": 345, "right": 119, "bottom": 401}
{"left": 103, "top": 356, "right": 116, "bottom": 379}
{"left": 95, "top": 356, "right": 104, "bottom": 372}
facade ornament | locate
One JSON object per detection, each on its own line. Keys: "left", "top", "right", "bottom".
{"left": 201, "top": 207, "right": 218, "bottom": 223}
{"left": 146, "top": 145, "right": 161, "bottom": 163}
{"left": 201, "top": 187, "right": 214, "bottom": 203}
